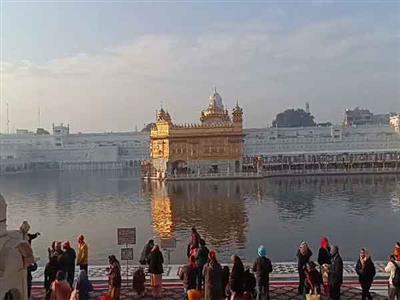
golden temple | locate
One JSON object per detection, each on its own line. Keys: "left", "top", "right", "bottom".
{"left": 145, "top": 89, "right": 244, "bottom": 179}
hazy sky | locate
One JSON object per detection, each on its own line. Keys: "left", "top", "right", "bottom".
{"left": 1, "top": 1, "right": 399, "bottom": 133}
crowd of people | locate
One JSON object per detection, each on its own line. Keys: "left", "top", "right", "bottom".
{"left": 17, "top": 222, "right": 400, "bottom": 300}
{"left": 175, "top": 232, "right": 400, "bottom": 300}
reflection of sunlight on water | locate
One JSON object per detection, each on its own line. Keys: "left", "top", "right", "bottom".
{"left": 390, "top": 192, "right": 400, "bottom": 213}
{"left": 151, "top": 195, "right": 174, "bottom": 239}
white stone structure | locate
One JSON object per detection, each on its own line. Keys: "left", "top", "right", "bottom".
{"left": 0, "top": 124, "right": 149, "bottom": 174}
{"left": 1, "top": 122, "right": 400, "bottom": 175}
{"left": 0, "top": 194, "right": 30, "bottom": 300}
{"left": 244, "top": 124, "right": 400, "bottom": 157}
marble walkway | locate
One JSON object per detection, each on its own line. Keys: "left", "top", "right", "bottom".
{"left": 32, "top": 261, "right": 389, "bottom": 283}
{"left": 31, "top": 261, "right": 390, "bottom": 299}
{"left": 31, "top": 285, "right": 388, "bottom": 300}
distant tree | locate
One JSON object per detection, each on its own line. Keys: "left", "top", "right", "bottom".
{"left": 141, "top": 123, "right": 156, "bottom": 132}
{"left": 317, "top": 122, "right": 332, "bottom": 127}
{"left": 36, "top": 128, "right": 50, "bottom": 135}
{"left": 272, "top": 109, "right": 316, "bottom": 128}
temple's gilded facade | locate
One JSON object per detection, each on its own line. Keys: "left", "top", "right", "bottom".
{"left": 148, "top": 90, "right": 244, "bottom": 178}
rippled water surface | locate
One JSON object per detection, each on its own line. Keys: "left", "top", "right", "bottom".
{"left": 1, "top": 170, "right": 399, "bottom": 265}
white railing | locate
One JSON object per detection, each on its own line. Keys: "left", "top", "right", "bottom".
{"left": 166, "top": 167, "right": 400, "bottom": 180}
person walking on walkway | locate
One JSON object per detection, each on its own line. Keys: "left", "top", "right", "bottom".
{"left": 107, "top": 255, "right": 121, "bottom": 300}
{"left": 179, "top": 255, "right": 198, "bottom": 299}
{"left": 355, "top": 248, "right": 376, "bottom": 300}
{"left": 297, "top": 241, "right": 312, "bottom": 295}
{"left": 139, "top": 239, "right": 154, "bottom": 265}
{"left": 75, "top": 269, "right": 93, "bottom": 300}
{"left": 51, "top": 271, "right": 72, "bottom": 300}
{"left": 385, "top": 255, "right": 400, "bottom": 300}
{"left": 329, "top": 245, "right": 343, "bottom": 300}
{"left": 63, "top": 241, "right": 76, "bottom": 287}
{"left": 252, "top": 245, "right": 273, "bottom": 300}
{"left": 229, "top": 255, "right": 245, "bottom": 299}
{"left": 203, "top": 250, "right": 223, "bottom": 300}
{"left": 148, "top": 244, "right": 164, "bottom": 299}
{"left": 195, "top": 238, "right": 209, "bottom": 289}
{"left": 77, "top": 235, "right": 89, "bottom": 274}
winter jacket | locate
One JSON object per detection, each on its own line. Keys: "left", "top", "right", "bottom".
{"left": 203, "top": 261, "right": 223, "bottom": 300}
{"left": 63, "top": 248, "right": 76, "bottom": 273}
{"left": 318, "top": 247, "right": 331, "bottom": 266}
{"left": 196, "top": 245, "right": 209, "bottom": 267}
{"left": 44, "top": 262, "right": 58, "bottom": 290}
{"left": 329, "top": 253, "right": 343, "bottom": 286}
{"left": 108, "top": 261, "right": 122, "bottom": 288}
{"left": 139, "top": 243, "right": 153, "bottom": 265}
{"left": 179, "top": 264, "right": 198, "bottom": 289}
{"left": 229, "top": 263, "right": 244, "bottom": 294}
{"left": 297, "top": 249, "right": 313, "bottom": 273}
{"left": 148, "top": 250, "right": 164, "bottom": 274}
{"left": 252, "top": 256, "right": 273, "bottom": 283}
{"left": 355, "top": 258, "right": 376, "bottom": 285}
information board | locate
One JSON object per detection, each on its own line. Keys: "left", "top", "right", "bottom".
{"left": 160, "top": 238, "right": 176, "bottom": 249}
{"left": 117, "top": 227, "right": 136, "bottom": 245}
{"left": 121, "top": 248, "right": 134, "bottom": 261}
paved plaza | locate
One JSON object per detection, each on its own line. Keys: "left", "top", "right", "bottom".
{"left": 31, "top": 284, "right": 388, "bottom": 300}
{"left": 31, "top": 261, "right": 390, "bottom": 299}
{"left": 31, "top": 261, "right": 389, "bottom": 283}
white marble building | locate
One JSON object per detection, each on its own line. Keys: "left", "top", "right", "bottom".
{"left": 1, "top": 123, "right": 399, "bottom": 175}
{"left": 0, "top": 124, "right": 150, "bottom": 174}
{"left": 244, "top": 124, "right": 400, "bottom": 157}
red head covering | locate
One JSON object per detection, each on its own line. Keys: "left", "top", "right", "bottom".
{"left": 321, "top": 237, "right": 329, "bottom": 249}
{"left": 208, "top": 250, "right": 217, "bottom": 262}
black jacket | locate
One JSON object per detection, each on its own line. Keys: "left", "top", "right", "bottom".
{"left": 318, "top": 247, "right": 331, "bottom": 266}
{"left": 252, "top": 256, "right": 273, "bottom": 282}
{"left": 229, "top": 263, "right": 244, "bottom": 294}
{"left": 148, "top": 250, "right": 164, "bottom": 274}
{"left": 64, "top": 248, "right": 76, "bottom": 271}
{"left": 139, "top": 243, "right": 153, "bottom": 265}
{"left": 297, "top": 249, "right": 313, "bottom": 273}
{"left": 330, "top": 253, "right": 343, "bottom": 286}
{"left": 355, "top": 258, "right": 376, "bottom": 284}
{"left": 44, "top": 262, "right": 58, "bottom": 290}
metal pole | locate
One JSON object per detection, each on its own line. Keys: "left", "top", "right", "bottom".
{"left": 126, "top": 243, "right": 129, "bottom": 288}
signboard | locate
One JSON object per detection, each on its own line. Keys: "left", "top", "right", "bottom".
{"left": 160, "top": 238, "right": 176, "bottom": 249}
{"left": 117, "top": 227, "right": 136, "bottom": 245}
{"left": 121, "top": 248, "right": 134, "bottom": 261}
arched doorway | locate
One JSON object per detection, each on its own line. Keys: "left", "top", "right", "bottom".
{"left": 171, "top": 160, "right": 188, "bottom": 175}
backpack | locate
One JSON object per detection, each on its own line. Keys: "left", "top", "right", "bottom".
{"left": 392, "top": 262, "right": 400, "bottom": 288}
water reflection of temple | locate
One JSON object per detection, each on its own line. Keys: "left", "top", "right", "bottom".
{"left": 143, "top": 180, "right": 251, "bottom": 248}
